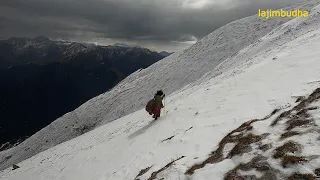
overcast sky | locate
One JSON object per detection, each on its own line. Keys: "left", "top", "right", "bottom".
{"left": 0, "top": 0, "right": 305, "bottom": 51}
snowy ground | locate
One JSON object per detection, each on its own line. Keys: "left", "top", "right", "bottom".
{"left": 2, "top": 1, "right": 320, "bottom": 171}
{"left": 1, "top": 3, "right": 320, "bottom": 179}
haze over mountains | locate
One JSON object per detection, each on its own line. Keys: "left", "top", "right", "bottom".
{"left": 0, "top": 36, "right": 167, "bottom": 148}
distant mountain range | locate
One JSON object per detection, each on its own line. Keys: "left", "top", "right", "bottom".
{"left": 113, "top": 43, "right": 174, "bottom": 57}
{"left": 0, "top": 36, "right": 167, "bottom": 147}
{"left": 113, "top": 43, "right": 145, "bottom": 49}
{"left": 0, "top": 37, "right": 173, "bottom": 69}
{"left": 159, "top": 51, "right": 174, "bottom": 57}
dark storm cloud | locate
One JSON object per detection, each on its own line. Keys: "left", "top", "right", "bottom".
{"left": 0, "top": 0, "right": 305, "bottom": 50}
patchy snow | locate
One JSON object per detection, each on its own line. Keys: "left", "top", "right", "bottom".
{"left": 191, "top": 159, "right": 235, "bottom": 180}
{"left": 1, "top": 2, "right": 320, "bottom": 179}
{"left": 63, "top": 42, "right": 87, "bottom": 56}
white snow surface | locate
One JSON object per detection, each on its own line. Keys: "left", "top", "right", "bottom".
{"left": 1, "top": 1, "right": 320, "bottom": 179}
{"left": 2, "top": 1, "right": 320, "bottom": 171}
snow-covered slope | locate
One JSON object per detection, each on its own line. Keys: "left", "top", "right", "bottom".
{"left": 1, "top": 0, "right": 320, "bottom": 173}
{"left": 1, "top": 2, "right": 320, "bottom": 179}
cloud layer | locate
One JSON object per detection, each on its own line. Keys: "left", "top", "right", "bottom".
{"left": 0, "top": 0, "right": 304, "bottom": 51}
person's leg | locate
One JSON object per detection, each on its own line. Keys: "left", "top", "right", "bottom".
{"left": 154, "top": 106, "right": 161, "bottom": 118}
{"left": 152, "top": 106, "right": 158, "bottom": 118}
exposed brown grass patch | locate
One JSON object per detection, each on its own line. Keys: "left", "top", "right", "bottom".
{"left": 224, "top": 156, "right": 279, "bottom": 180}
{"left": 185, "top": 88, "right": 320, "bottom": 177}
{"left": 305, "top": 107, "right": 319, "bottom": 111}
{"left": 295, "top": 96, "right": 305, "bottom": 103}
{"left": 134, "top": 166, "right": 153, "bottom": 180}
{"left": 258, "top": 143, "right": 272, "bottom": 152}
{"left": 271, "top": 110, "right": 291, "bottom": 126}
{"left": 147, "top": 156, "right": 185, "bottom": 180}
{"left": 288, "top": 173, "right": 316, "bottom": 180}
{"left": 224, "top": 173, "right": 244, "bottom": 180}
{"left": 273, "top": 141, "right": 300, "bottom": 159}
{"left": 185, "top": 155, "right": 219, "bottom": 175}
{"left": 264, "top": 109, "right": 281, "bottom": 120}
{"left": 286, "top": 119, "right": 311, "bottom": 131}
{"left": 282, "top": 155, "right": 308, "bottom": 167}
{"left": 185, "top": 110, "right": 280, "bottom": 175}
{"left": 227, "top": 133, "right": 268, "bottom": 158}
{"left": 235, "top": 156, "right": 270, "bottom": 171}
{"left": 280, "top": 131, "right": 300, "bottom": 139}
{"left": 271, "top": 88, "right": 320, "bottom": 126}
{"left": 294, "top": 88, "right": 320, "bottom": 110}
{"left": 296, "top": 109, "right": 311, "bottom": 118}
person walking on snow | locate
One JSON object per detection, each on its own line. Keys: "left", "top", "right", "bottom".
{"left": 153, "top": 90, "right": 165, "bottom": 119}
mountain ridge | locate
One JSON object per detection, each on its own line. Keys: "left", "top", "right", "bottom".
{"left": 0, "top": 36, "right": 165, "bottom": 149}
{"left": 0, "top": 37, "right": 172, "bottom": 69}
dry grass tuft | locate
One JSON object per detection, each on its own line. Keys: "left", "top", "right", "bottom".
{"left": 271, "top": 111, "right": 291, "bottom": 126}
{"left": 134, "top": 166, "right": 153, "bottom": 180}
{"left": 147, "top": 156, "right": 185, "bottom": 180}
{"left": 224, "top": 173, "right": 245, "bottom": 180}
{"left": 273, "top": 141, "right": 300, "bottom": 159}
{"left": 286, "top": 119, "right": 311, "bottom": 131}
{"left": 280, "top": 131, "right": 300, "bottom": 139}
{"left": 282, "top": 155, "right": 308, "bottom": 167}
{"left": 288, "top": 173, "right": 316, "bottom": 180}
{"left": 305, "top": 107, "right": 319, "bottom": 111}
{"left": 227, "top": 133, "right": 266, "bottom": 158}
{"left": 224, "top": 156, "right": 279, "bottom": 180}
{"left": 295, "top": 96, "right": 305, "bottom": 103}
{"left": 258, "top": 143, "right": 272, "bottom": 152}
{"left": 185, "top": 155, "right": 219, "bottom": 175}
